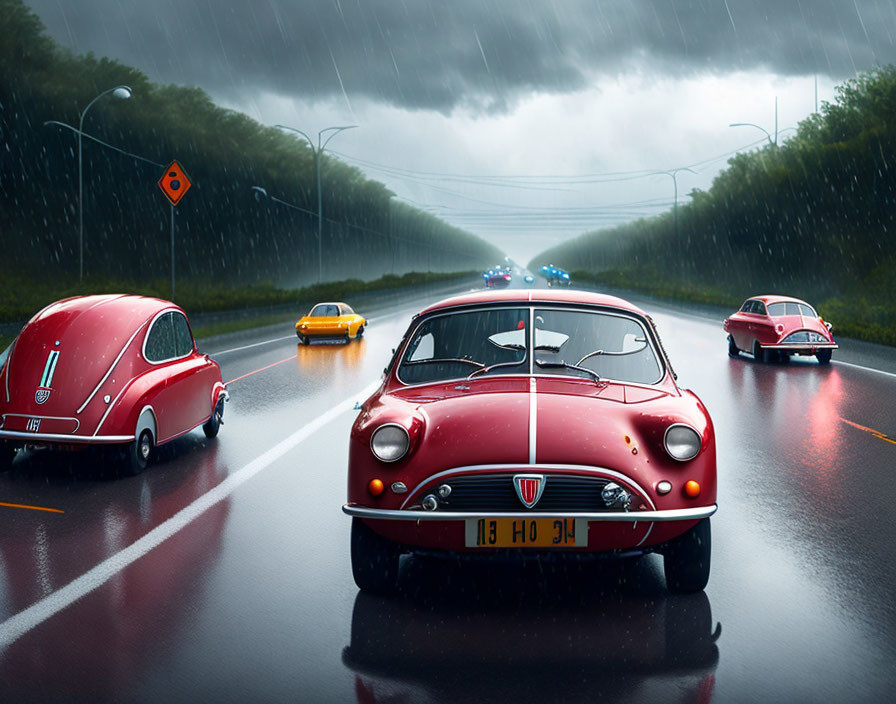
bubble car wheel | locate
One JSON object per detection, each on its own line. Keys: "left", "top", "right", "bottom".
{"left": 203, "top": 397, "right": 225, "bottom": 439}
{"left": 121, "top": 429, "right": 153, "bottom": 477}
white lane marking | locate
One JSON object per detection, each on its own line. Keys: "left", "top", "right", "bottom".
{"left": 0, "top": 379, "right": 380, "bottom": 651}
{"left": 210, "top": 314, "right": 392, "bottom": 356}
{"left": 834, "top": 360, "right": 896, "bottom": 379}
{"left": 212, "top": 335, "right": 296, "bottom": 356}
{"left": 529, "top": 377, "right": 537, "bottom": 464}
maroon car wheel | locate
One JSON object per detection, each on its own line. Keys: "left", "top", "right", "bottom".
{"left": 727, "top": 335, "right": 739, "bottom": 357}
{"left": 351, "top": 518, "right": 400, "bottom": 595}
{"left": 663, "top": 518, "right": 711, "bottom": 594}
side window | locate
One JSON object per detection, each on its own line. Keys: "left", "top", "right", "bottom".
{"left": 753, "top": 301, "right": 767, "bottom": 316}
{"left": 144, "top": 313, "right": 176, "bottom": 363}
{"left": 172, "top": 313, "right": 195, "bottom": 357}
{"left": 767, "top": 302, "right": 785, "bottom": 316}
{"left": 798, "top": 303, "right": 817, "bottom": 317}
{"left": 409, "top": 333, "right": 434, "bottom": 361}
{"left": 741, "top": 301, "right": 754, "bottom": 312}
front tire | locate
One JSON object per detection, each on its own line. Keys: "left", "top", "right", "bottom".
{"left": 351, "top": 518, "right": 400, "bottom": 595}
{"left": 816, "top": 349, "right": 832, "bottom": 365}
{"left": 203, "top": 397, "right": 224, "bottom": 439}
{"left": 663, "top": 518, "right": 711, "bottom": 594}
{"left": 727, "top": 335, "right": 739, "bottom": 357}
{"left": 120, "top": 429, "right": 153, "bottom": 477}
{"left": 355, "top": 325, "right": 365, "bottom": 339}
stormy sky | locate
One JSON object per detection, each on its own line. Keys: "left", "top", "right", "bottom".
{"left": 25, "top": 0, "right": 896, "bottom": 262}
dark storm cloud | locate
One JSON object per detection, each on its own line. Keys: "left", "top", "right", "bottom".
{"left": 24, "top": 0, "right": 896, "bottom": 112}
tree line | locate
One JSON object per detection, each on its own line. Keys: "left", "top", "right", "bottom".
{"left": 530, "top": 66, "right": 896, "bottom": 344}
{"left": 0, "top": 0, "right": 502, "bottom": 294}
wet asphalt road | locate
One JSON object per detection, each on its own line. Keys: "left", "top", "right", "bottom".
{"left": 1, "top": 286, "right": 895, "bottom": 703}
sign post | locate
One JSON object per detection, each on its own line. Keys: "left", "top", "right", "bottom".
{"left": 157, "top": 160, "right": 192, "bottom": 300}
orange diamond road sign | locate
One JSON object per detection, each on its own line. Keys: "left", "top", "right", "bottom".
{"left": 158, "top": 160, "right": 191, "bottom": 206}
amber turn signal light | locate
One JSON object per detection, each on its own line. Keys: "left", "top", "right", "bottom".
{"left": 368, "top": 478, "right": 385, "bottom": 496}
{"left": 684, "top": 480, "right": 701, "bottom": 498}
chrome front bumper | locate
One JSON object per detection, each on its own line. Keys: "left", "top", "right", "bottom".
{"left": 343, "top": 504, "right": 717, "bottom": 522}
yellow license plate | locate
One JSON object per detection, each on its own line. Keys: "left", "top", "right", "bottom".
{"left": 464, "top": 517, "right": 586, "bottom": 548}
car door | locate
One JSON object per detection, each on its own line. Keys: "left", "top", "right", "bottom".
{"left": 144, "top": 312, "right": 215, "bottom": 442}
{"left": 748, "top": 301, "right": 777, "bottom": 345}
{"left": 169, "top": 312, "right": 218, "bottom": 430}
{"left": 729, "top": 301, "right": 754, "bottom": 350}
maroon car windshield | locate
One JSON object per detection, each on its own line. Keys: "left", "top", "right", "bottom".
{"left": 397, "top": 306, "right": 664, "bottom": 386}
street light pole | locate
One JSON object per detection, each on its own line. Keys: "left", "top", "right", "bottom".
{"left": 730, "top": 96, "right": 779, "bottom": 147}
{"left": 274, "top": 124, "right": 357, "bottom": 283}
{"left": 76, "top": 85, "right": 132, "bottom": 281}
{"left": 658, "top": 167, "right": 696, "bottom": 241}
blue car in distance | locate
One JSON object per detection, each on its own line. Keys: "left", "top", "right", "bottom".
{"left": 540, "top": 264, "right": 571, "bottom": 287}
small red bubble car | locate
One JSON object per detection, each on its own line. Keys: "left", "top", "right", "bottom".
{"left": 344, "top": 289, "right": 717, "bottom": 594}
{"left": 724, "top": 295, "right": 837, "bottom": 363}
{"left": 0, "top": 295, "right": 227, "bottom": 475}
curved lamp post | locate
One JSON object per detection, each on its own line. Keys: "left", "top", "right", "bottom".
{"left": 76, "top": 85, "right": 132, "bottom": 280}
{"left": 274, "top": 124, "right": 357, "bottom": 283}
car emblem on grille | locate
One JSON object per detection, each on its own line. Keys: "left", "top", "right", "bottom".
{"left": 513, "top": 474, "right": 545, "bottom": 509}
{"left": 35, "top": 388, "right": 51, "bottom": 404}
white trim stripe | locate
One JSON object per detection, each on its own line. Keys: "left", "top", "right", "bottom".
{"left": 77, "top": 322, "right": 148, "bottom": 414}
{"left": 529, "top": 377, "right": 537, "bottom": 464}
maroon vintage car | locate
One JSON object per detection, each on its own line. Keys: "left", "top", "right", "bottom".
{"left": 0, "top": 294, "right": 227, "bottom": 475}
{"left": 724, "top": 295, "right": 837, "bottom": 363}
{"left": 344, "top": 289, "right": 717, "bottom": 594}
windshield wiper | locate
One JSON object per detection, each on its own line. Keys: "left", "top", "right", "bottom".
{"left": 405, "top": 357, "right": 484, "bottom": 369}
{"left": 535, "top": 358, "right": 601, "bottom": 382}
{"left": 467, "top": 358, "right": 526, "bottom": 379}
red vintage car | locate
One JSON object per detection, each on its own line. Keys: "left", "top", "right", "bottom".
{"left": 344, "top": 289, "right": 717, "bottom": 594}
{"left": 724, "top": 295, "right": 837, "bottom": 363}
{"left": 0, "top": 294, "right": 227, "bottom": 475}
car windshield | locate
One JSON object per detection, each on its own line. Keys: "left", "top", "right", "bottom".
{"left": 768, "top": 301, "right": 817, "bottom": 317}
{"left": 397, "top": 306, "right": 663, "bottom": 385}
{"left": 310, "top": 305, "right": 339, "bottom": 317}
{"left": 533, "top": 308, "right": 663, "bottom": 384}
{"left": 398, "top": 307, "right": 529, "bottom": 384}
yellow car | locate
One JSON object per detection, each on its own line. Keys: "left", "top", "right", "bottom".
{"left": 296, "top": 302, "right": 367, "bottom": 344}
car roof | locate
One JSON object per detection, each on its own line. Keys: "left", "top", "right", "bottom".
{"left": 311, "top": 301, "right": 347, "bottom": 307}
{"left": 419, "top": 289, "right": 649, "bottom": 317}
{"left": 747, "top": 294, "right": 813, "bottom": 306}
{"left": 29, "top": 294, "right": 177, "bottom": 327}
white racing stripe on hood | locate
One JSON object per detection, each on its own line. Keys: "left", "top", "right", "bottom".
{"left": 529, "top": 377, "right": 537, "bottom": 464}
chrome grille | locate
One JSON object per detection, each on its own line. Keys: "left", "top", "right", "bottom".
{"left": 426, "top": 473, "right": 626, "bottom": 512}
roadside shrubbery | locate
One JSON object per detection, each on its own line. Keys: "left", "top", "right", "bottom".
{"left": 531, "top": 66, "right": 896, "bottom": 347}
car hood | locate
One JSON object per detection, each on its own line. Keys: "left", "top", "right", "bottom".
{"left": 387, "top": 378, "right": 679, "bottom": 471}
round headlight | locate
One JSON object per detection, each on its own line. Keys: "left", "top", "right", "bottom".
{"left": 664, "top": 424, "right": 701, "bottom": 461}
{"left": 370, "top": 424, "right": 409, "bottom": 462}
